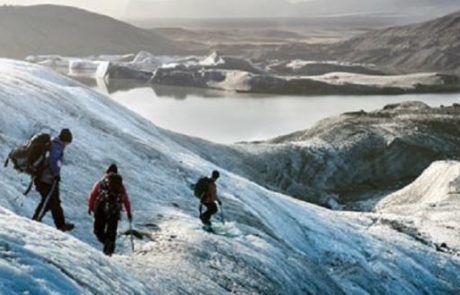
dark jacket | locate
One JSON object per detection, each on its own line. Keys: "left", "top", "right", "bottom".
{"left": 201, "top": 180, "right": 218, "bottom": 204}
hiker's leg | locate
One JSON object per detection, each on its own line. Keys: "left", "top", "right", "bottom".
{"left": 104, "top": 214, "right": 119, "bottom": 255}
{"left": 201, "top": 203, "right": 217, "bottom": 225}
{"left": 48, "top": 184, "right": 66, "bottom": 229}
{"left": 208, "top": 202, "right": 218, "bottom": 217}
{"left": 32, "top": 182, "right": 50, "bottom": 221}
{"left": 94, "top": 208, "right": 107, "bottom": 244}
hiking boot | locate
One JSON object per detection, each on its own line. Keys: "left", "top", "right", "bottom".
{"left": 103, "top": 240, "right": 115, "bottom": 256}
{"left": 59, "top": 223, "right": 75, "bottom": 232}
{"left": 202, "top": 218, "right": 211, "bottom": 226}
{"left": 200, "top": 215, "right": 210, "bottom": 225}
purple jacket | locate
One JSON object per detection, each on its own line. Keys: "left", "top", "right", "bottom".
{"left": 48, "top": 137, "right": 65, "bottom": 177}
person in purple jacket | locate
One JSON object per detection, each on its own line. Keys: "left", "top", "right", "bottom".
{"left": 32, "top": 128, "right": 74, "bottom": 231}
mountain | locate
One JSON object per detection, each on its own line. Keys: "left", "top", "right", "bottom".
{"left": 0, "top": 5, "right": 181, "bottom": 59}
{"left": 259, "top": 10, "right": 460, "bottom": 75}
{"left": 1, "top": 59, "right": 459, "bottom": 293}
{"left": 327, "top": 10, "right": 460, "bottom": 74}
{"left": 124, "top": 0, "right": 460, "bottom": 21}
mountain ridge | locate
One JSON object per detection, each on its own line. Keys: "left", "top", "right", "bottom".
{"left": 259, "top": 9, "right": 460, "bottom": 75}
{"left": 328, "top": 10, "right": 460, "bottom": 74}
{"left": 0, "top": 5, "right": 182, "bottom": 59}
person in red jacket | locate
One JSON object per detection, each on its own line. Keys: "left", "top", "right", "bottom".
{"left": 88, "top": 164, "right": 132, "bottom": 256}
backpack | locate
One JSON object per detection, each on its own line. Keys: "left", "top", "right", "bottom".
{"left": 94, "top": 176, "right": 123, "bottom": 217}
{"left": 193, "top": 177, "right": 209, "bottom": 200}
{"left": 5, "top": 133, "right": 51, "bottom": 176}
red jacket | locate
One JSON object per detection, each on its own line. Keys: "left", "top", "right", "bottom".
{"left": 88, "top": 176, "right": 132, "bottom": 217}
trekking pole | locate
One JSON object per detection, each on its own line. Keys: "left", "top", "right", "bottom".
{"left": 129, "top": 220, "right": 135, "bottom": 253}
{"left": 36, "top": 179, "right": 58, "bottom": 222}
{"left": 23, "top": 176, "right": 35, "bottom": 196}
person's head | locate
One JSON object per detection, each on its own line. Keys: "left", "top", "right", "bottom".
{"left": 107, "top": 173, "right": 123, "bottom": 194}
{"left": 106, "top": 163, "right": 118, "bottom": 174}
{"left": 59, "top": 128, "right": 72, "bottom": 145}
{"left": 211, "top": 170, "right": 220, "bottom": 181}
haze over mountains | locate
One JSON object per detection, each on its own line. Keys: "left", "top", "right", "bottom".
{"left": 124, "top": 0, "right": 460, "bottom": 22}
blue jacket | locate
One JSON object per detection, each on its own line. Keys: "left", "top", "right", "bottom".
{"left": 48, "top": 137, "right": 65, "bottom": 177}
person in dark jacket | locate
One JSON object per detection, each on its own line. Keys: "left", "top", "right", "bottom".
{"left": 200, "top": 170, "right": 221, "bottom": 226}
{"left": 88, "top": 164, "right": 132, "bottom": 256}
{"left": 32, "top": 128, "right": 74, "bottom": 232}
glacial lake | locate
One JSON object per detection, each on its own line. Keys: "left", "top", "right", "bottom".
{"left": 86, "top": 80, "right": 460, "bottom": 144}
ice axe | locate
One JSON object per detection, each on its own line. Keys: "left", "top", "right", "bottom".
{"left": 129, "top": 220, "right": 135, "bottom": 252}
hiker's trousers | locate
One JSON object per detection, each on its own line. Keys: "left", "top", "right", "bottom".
{"left": 94, "top": 206, "right": 119, "bottom": 255}
{"left": 33, "top": 180, "right": 66, "bottom": 229}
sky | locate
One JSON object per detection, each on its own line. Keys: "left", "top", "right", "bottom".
{"left": 0, "top": 0, "right": 311, "bottom": 19}
{"left": 1, "top": 0, "right": 459, "bottom": 20}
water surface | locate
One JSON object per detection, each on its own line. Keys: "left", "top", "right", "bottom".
{"left": 88, "top": 81, "right": 460, "bottom": 144}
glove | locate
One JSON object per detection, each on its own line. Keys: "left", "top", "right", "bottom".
{"left": 88, "top": 209, "right": 92, "bottom": 216}
{"left": 128, "top": 213, "right": 133, "bottom": 222}
{"left": 54, "top": 175, "right": 61, "bottom": 182}
{"left": 217, "top": 199, "right": 222, "bottom": 206}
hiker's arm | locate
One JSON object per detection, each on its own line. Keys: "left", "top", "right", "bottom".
{"left": 122, "top": 185, "right": 132, "bottom": 220}
{"left": 88, "top": 183, "right": 99, "bottom": 213}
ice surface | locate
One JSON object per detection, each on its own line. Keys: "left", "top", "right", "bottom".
{"left": 0, "top": 59, "right": 459, "bottom": 294}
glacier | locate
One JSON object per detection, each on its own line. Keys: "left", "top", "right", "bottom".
{"left": 27, "top": 51, "right": 460, "bottom": 95}
{"left": 0, "top": 59, "right": 459, "bottom": 294}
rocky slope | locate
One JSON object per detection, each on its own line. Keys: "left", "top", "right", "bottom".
{"left": 263, "top": 10, "right": 460, "bottom": 75}
{"left": 329, "top": 11, "right": 460, "bottom": 74}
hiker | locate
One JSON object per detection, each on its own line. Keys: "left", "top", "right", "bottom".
{"left": 32, "top": 128, "right": 74, "bottom": 232}
{"left": 199, "top": 170, "right": 222, "bottom": 226}
{"left": 88, "top": 164, "right": 132, "bottom": 256}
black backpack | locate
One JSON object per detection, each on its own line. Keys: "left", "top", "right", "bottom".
{"left": 4, "top": 133, "right": 52, "bottom": 195}
{"left": 95, "top": 175, "right": 123, "bottom": 217}
{"left": 193, "top": 177, "right": 209, "bottom": 200}
{"left": 5, "top": 133, "right": 51, "bottom": 176}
